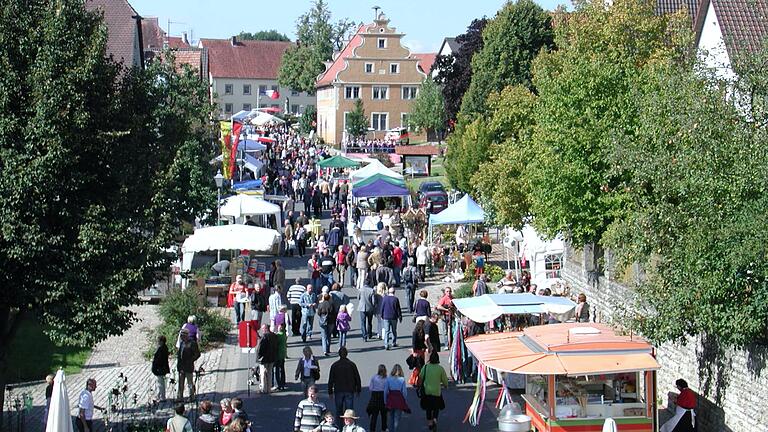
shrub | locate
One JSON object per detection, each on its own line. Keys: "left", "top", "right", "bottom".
{"left": 150, "top": 288, "right": 231, "bottom": 356}
{"left": 453, "top": 282, "right": 474, "bottom": 299}
{"left": 464, "top": 261, "right": 505, "bottom": 282}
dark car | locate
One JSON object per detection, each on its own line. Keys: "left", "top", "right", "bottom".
{"left": 417, "top": 181, "right": 446, "bottom": 198}
{"left": 419, "top": 191, "right": 449, "bottom": 214}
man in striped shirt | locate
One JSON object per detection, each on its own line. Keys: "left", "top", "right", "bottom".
{"left": 287, "top": 278, "right": 306, "bottom": 336}
{"left": 294, "top": 384, "right": 327, "bottom": 432}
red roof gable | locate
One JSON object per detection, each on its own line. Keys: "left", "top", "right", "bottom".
{"left": 166, "top": 36, "right": 189, "bottom": 49}
{"left": 141, "top": 17, "right": 165, "bottom": 49}
{"left": 200, "top": 38, "right": 291, "bottom": 79}
{"left": 316, "top": 24, "right": 372, "bottom": 88}
{"left": 86, "top": 0, "right": 142, "bottom": 67}
{"left": 412, "top": 53, "right": 437, "bottom": 75}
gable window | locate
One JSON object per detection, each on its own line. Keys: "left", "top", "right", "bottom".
{"left": 378, "top": 38, "right": 386, "bottom": 49}
{"left": 345, "top": 86, "right": 361, "bottom": 99}
{"left": 402, "top": 86, "right": 418, "bottom": 100}
{"left": 224, "top": 84, "right": 233, "bottom": 95}
{"left": 545, "top": 253, "right": 563, "bottom": 279}
{"left": 365, "top": 63, "right": 374, "bottom": 74}
{"left": 372, "top": 86, "right": 389, "bottom": 100}
{"left": 371, "top": 113, "right": 388, "bottom": 131}
{"left": 242, "top": 84, "right": 251, "bottom": 95}
{"left": 243, "top": 103, "right": 252, "bottom": 111}
{"left": 224, "top": 103, "right": 233, "bottom": 114}
{"left": 390, "top": 63, "right": 400, "bottom": 74}
{"left": 258, "top": 85, "right": 267, "bottom": 96}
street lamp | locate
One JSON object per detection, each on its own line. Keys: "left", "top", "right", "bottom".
{"left": 214, "top": 170, "right": 224, "bottom": 261}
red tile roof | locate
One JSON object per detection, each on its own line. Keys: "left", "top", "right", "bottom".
{"left": 412, "top": 53, "right": 437, "bottom": 75}
{"left": 395, "top": 145, "right": 440, "bottom": 156}
{"left": 316, "top": 24, "right": 372, "bottom": 88}
{"left": 86, "top": 0, "right": 142, "bottom": 67}
{"left": 200, "top": 38, "right": 291, "bottom": 79}
{"left": 709, "top": 0, "right": 768, "bottom": 57}
{"left": 141, "top": 16, "right": 165, "bottom": 49}
{"left": 166, "top": 36, "right": 190, "bottom": 49}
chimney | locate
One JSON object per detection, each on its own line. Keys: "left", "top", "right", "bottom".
{"left": 182, "top": 32, "right": 189, "bottom": 45}
{"left": 231, "top": 36, "right": 237, "bottom": 46}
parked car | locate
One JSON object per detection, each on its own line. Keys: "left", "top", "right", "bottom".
{"left": 419, "top": 191, "right": 449, "bottom": 214}
{"left": 418, "top": 181, "right": 446, "bottom": 198}
{"left": 384, "top": 127, "right": 410, "bottom": 145}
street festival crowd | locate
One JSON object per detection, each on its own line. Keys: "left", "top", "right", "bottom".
{"left": 68, "top": 123, "right": 696, "bottom": 432}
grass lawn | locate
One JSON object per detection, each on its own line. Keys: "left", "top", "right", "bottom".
{"left": 6, "top": 317, "right": 91, "bottom": 384}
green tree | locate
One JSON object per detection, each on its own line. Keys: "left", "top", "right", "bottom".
{"left": 524, "top": 0, "right": 685, "bottom": 245}
{"left": 278, "top": 0, "right": 356, "bottom": 93}
{"left": 444, "top": 116, "right": 494, "bottom": 192}
{"left": 0, "top": 0, "right": 215, "bottom": 410}
{"left": 345, "top": 99, "right": 367, "bottom": 139}
{"left": 237, "top": 30, "right": 290, "bottom": 41}
{"left": 459, "top": 0, "right": 554, "bottom": 117}
{"left": 299, "top": 104, "right": 317, "bottom": 134}
{"left": 409, "top": 77, "right": 447, "bottom": 142}
{"left": 603, "top": 62, "right": 768, "bottom": 347}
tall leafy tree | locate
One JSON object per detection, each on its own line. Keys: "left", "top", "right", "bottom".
{"left": 299, "top": 105, "right": 317, "bottom": 134}
{"left": 278, "top": 0, "right": 356, "bottom": 93}
{"left": 0, "top": 0, "right": 215, "bottom": 409}
{"left": 237, "top": 30, "right": 290, "bottom": 41}
{"left": 345, "top": 99, "right": 367, "bottom": 139}
{"left": 432, "top": 18, "right": 488, "bottom": 122}
{"left": 459, "top": 0, "right": 554, "bottom": 117}
{"left": 409, "top": 77, "right": 447, "bottom": 142}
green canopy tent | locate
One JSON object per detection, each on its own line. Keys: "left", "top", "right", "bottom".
{"left": 317, "top": 154, "right": 361, "bottom": 168}
{"left": 353, "top": 173, "right": 407, "bottom": 188}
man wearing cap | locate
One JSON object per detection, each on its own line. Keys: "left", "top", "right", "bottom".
{"left": 380, "top": 287, "right": 403, "bottom": 350}
{"left": 340, "top": 409, "right": 366, "bottom": 432}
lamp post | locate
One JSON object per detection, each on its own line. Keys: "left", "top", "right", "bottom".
{"left": 214, "top": 170, "right": 224, "bottom": 261}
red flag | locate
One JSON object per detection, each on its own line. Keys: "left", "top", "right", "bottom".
{"left": 266, "top": 89, "right": 280, "bottom": 99}
{"left": 230, "top": 122, "right": 243, "bottom": 178}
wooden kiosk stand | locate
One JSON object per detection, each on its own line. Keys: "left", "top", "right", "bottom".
{"left": 465, "top": 323, "right": 659, "bottom": 432}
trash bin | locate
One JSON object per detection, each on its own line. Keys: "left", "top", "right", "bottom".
{"left": 498, "top": 403, "right": 531, "bottom": 432}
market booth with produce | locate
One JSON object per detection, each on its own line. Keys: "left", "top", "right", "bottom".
{"left": 464, "top": 323, "right": 659, "bottom": 431}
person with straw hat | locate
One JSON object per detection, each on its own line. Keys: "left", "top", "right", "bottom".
{"left": 339, "top": 409, "right": 366, "bottom": 432}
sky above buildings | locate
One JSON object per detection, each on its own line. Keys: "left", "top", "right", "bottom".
{"left": 129, "top": 0, "right": 566, "bottom": 53}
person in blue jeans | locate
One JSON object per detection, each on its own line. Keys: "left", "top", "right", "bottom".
{"left": 327, "top": 347, "right": 362, "bottom": 428}
{"left": 380, "top": 287, "right": 403, "bottom": 350}
{"left": 300, "top": 285, "right": 317, "bottom": 343}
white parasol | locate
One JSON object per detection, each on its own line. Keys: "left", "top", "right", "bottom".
{"left": 46, "top": 369, "right": 74, "bottom": 432}
{"left": 250, "top": 112, "right": 285, "bottom": 126}
{"left": 219, "top": 194, "right": 281, "bottom": 219}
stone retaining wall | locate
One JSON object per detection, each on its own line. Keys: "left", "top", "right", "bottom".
{"left": 563, "top": 244, "right": 768, "bottom": 431}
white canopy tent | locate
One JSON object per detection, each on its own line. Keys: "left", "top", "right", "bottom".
{"left": 220, "top": 194, "right": 282, "bottom": 227}
{"left": 250, "top": 112, "right": 285, "bottom": 126}
{"left": 349, "top": 159, "right": 404, "bottom": 182}
{"left": 181, "top": 224, "right": 281, "bottom": 273}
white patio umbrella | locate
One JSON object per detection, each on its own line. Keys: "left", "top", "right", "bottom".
{"left": 181, "top": 224, "right": 282, "bottom": 272}
{"left": 46, "top": 369, "right": 74, "bottom": 432}
{"left": 250, "top": 112, "right": 285, "bottom": 126}
{"left": 602, "top": 418, "right": 618, "bottom": 432}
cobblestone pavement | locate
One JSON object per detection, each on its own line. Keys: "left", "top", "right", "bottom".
{"left": 85, "top": 305, "right": 163, "bottom": 370}
{"left": 7, "top": 349, "right": 222, "bottom": 432}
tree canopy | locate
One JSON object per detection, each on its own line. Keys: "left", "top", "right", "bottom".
{"left": 408, "top": 77, "right": 447, "bottom": 142}
{"left": 299, "top": 104, "right": 317, "bottom": 134}
{"left": 0, "top": 0, "right": 215, "bottom": 399}
{"left": 345, "top": 99, "right": 367, "bottom": 139}
{"left": 237, "top": 30, "right": 290, "bottom": 41}
{"left": 432, "top": 18, "right": 488, "bottom": 123}
{"left": 278, "top": 0, "right": 356, "bottom": 93}
{"left": 459, "top": 0, "right": 554, "bottom": 117}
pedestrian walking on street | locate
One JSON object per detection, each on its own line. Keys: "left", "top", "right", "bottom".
{"left": 219, "top": 398, "right": 234, "bottom": 429}
{"left": 76, "top": 378, "right": 104, "bottom": 432}
{"left": 196, "top": 400, "right": 219, "bottom": 432}
{"left": 251, "top": 284, "right": 268, "bottom": 323}
{"left": 355, "top": 246, "right": 369, "bottom": 289}
{"left": 176, "top": 328, "right": 200, "bottom": 401}
{"left": 274, "top": 322, "right": 288, "bottom": 390}
{"left": 330, "top": 283, "right": 349, "bottom": 338}
{"left": 402, "top": 258, "right": 419, "bottom": 313}
{"left": 295, "top": 346, "right": 321, "bottom": 396}
{"left": 231, "top": 397, "right": 249, "bottom": 423}
{"left": 414, "top": 290, "right": 431, "bottom": 322}
{"left": 340, "top": 409, "right": 366, "bottom": 432}
{"left": 317, "top": 293, "right": 334, "bottom": 355}
{"left": 373, "top": 283, "right": 385, "bottom": 340}
{"left": 381, "top": 287, "right": 402, "bottom": 350}
{"left": 366, "top": 365, "right": 388, "bottom": 432}
{"left": 257, "top": 323, "right": 278, "bottom": 393}
{"left": 295, "top": 384, "right": 328, "bottom": 432}
{"left": 419, "top": 351, "right": 449, "bottom": 431}
{"left": 385, "top": 364, "right": 410, "bottom": 432}
{"left": 335, "top": 305, "right": 352, "bottom": 348}
{"left": 300, "top": 285, "right": 317, "bottom": 342}
{"left": 151, "top": 335, "right": 170, "bottom": 402}
{"left": 313, "top": 412, "right": 340, "bottom": 432}
{"left": 328, "top": 347, "right": 362, "bottom": 425}
{"left": 288, "top": 278, "right": 305, "bottom": 336}
{"left": 357, "top": 283, "right": 375, "bottom": 342}
{"left": 424, "top": 313, "right": 442, "bottom": 354}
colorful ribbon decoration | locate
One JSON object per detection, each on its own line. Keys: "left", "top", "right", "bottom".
{"left": 463, "top": 361, "right": 488, "bottom": 425}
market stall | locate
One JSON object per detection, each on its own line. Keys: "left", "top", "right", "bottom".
{"left": 427, "top": 194, "right": 486, "bottom": 244}
{"left": 349, "top": 159, "right": 404, "bottom": 182}
{"left": 220, "top": 193, "right": 282, "bottom": 229}
{"left": 317, "top": 154, "right": 361, "bottom": 169}
{"left": 464, "top": 323, "right": 659, "bottom": 431}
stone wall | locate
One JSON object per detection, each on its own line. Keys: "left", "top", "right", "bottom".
{"left": 562, "top": 243, "right": 768, "bottom": 431}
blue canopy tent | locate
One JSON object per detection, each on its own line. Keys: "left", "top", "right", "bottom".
{"left": 428, "top": 194, "right": 486, "bottom": 244}
{"left": 452, "top": 293, "right": 576, "bottom": 323}
{"left": 238, "top": 139, "right": 268, "bottom": 152}
{"left": 351, "top": 178, "right": 409, "bottom": 198}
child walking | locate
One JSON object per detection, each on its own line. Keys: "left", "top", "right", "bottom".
{"left": 336, "top": 305, "right": 352, "bottom": 348}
